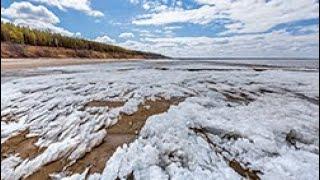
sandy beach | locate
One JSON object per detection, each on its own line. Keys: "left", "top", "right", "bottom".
{"left": 1, "top": 58, "right": 140, "bottom": 71}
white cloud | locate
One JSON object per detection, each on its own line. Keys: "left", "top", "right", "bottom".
{"left": 133, "top": 5, "right": 219, "bottom": 25}
{"left": 2, "top": 1, "right": 60, "bottom": 24}
{"left": 192, "top": 0, "right": 215, "bottom": 5}
{"left": 129, "top": 0, "right": 183, "bottom": 13}
{"left": 119, "top": 32, "right": 135, "bottom": 39}
{"left": 129, "top": 0, "right": 139, "bottom": 5}
{"left": 131, "top": 27, "right": 176, "bottom": 38}
{"left": 164, "top": 26, "right": 182, "bottom": 30}
{"left": 132, "top": 29, "right": 156, "bottom": 38}
{"left": 31, "top": 0, "right": 104, "bottom": 17}
{"left": 132, "top": 0, "right": 319, "bottom": 34}
{"left": 94, "top": 35, "right": 116, "bottom": 44}
{"left": 225, "top": 22, "right": 243, "bottom": 32}
{"left": 118, "top": 28, "right": 319, "bottom": 58}
{"left": 75, "top": 32, "right": 82, "bottom": 37}
{"left": 1, "top": 1, "right": 75, "bottom": 36}
{"left": 127, "top": 0, "right": 318, "bottom": 58}
{"left": 1, "top": 17, "right": 11, "bottom": 23}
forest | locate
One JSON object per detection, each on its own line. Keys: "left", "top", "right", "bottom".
{"left": 1, "top": 22, "right": 150, "bottom": 56}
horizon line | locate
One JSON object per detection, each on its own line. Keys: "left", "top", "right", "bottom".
{"left": 171, "top": 57, "right": 319, "bottom": 60}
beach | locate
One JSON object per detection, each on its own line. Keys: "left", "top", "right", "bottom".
{"left": 1, "top": 59, "right": 319, "bottom": 179}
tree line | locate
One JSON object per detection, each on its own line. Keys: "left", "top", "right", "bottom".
{"left": 1, "top": 22, "right": 147, "bottom": 56}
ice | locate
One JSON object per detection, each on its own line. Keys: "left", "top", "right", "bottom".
{"left": 1, "top": 60, "right": 319, "bottom": 179}
{"left": 1, "top": 121, "right": 26, "bottom": 143}
{"left": 1, "top": 156, "right": 22, "bottom": 179}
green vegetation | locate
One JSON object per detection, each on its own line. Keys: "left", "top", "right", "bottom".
{"left": 1, "top": 23, "right": 160, "bottom": 57}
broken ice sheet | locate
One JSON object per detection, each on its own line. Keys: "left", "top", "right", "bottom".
{"left": 1, "top": 61, "right": 319, "bottom": 179}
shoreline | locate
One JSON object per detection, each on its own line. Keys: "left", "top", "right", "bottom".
{"left": 2, "top": 58, "right": 318, "bottom": 72}
{"left": 1, "top": 58, "right": 145, "bottom": 71}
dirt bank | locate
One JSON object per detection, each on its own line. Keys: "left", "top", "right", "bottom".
{"left": 1, "top": 42, "right": 166, "bottom": 60}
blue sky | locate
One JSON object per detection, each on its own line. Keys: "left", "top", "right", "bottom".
{"left": 1, "top": 0, "right": 319, "bottom": 58}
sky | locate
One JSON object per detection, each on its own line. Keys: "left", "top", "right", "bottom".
{"left": 1, "top": 0, "right": 319, "bottom": 58}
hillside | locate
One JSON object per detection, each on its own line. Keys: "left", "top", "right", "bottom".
{"left": 1, "top": 42, "right": 164, "bottom": 59}
{"left": 1, "top": 23, "right": 166, "bottom": 59}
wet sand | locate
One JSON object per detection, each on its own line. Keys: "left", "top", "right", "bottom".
{"left": 1, "top": 58, "right": 140, "bottom": 71}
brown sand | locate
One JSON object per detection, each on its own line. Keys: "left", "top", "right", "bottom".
{"left": 25, "top": 159, "right": 68, "bottom": 180}
{"left": 1, "top": 58, "right": 136, "bottom": 71}
{"left": 23, "top": 98, "right": 184, "bottom": 179}
{"left": 67, "top": 98, "right": 184, "bottom": 175}
{"left": 1, "top": 130, "right": 45, "bottom": 160}
{"left": 84, "top": 100, "right": 125, "bottom": 109}
{"left": 66, "top": 134, "right": 136, "bottom": 174}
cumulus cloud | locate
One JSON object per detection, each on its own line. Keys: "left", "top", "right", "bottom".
{"left": 1, "top": 1, "right": 75, "bottom": 36}
{"left": 128, "top": 0, "right": 183, "bottom": 13}
{"left": 94, "top": 35, "right": 116, "bottom": 44}
{"left": 31, "top": 0, "right": 104, "bottom": 17}
{"left": 133, "top": 5, "right": 219, "bottom": 25}
{"left": 132, "top": 0, "right": 319, "bottom": 34}
{"left": 135, "top": 29, "right": 157, "bottom": 38}
{"left": 119, "top": 32, "right": 135, "bottom": 39}
{"left": 2, "top": 1, "right": 60, "bottom": 24}
{"left": 126, "top": 0, "right": 319, "bottom": 58}
{"left": 118, "top": 27, "right": 319, "bottom": 58}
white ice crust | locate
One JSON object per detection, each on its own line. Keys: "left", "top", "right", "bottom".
{"left": 1, "top": 60, "right": 319, "bottom": 180}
